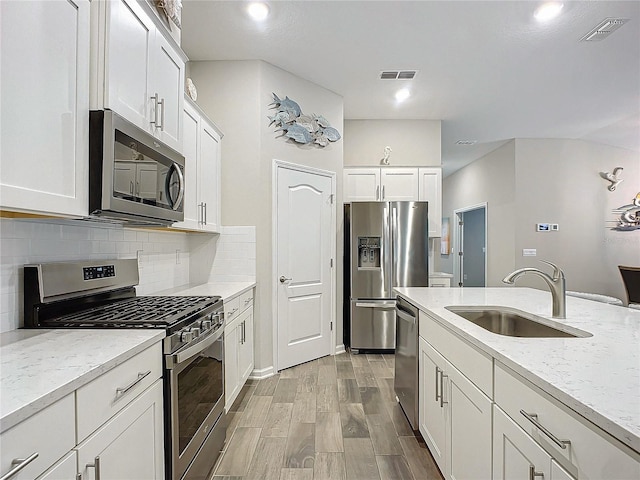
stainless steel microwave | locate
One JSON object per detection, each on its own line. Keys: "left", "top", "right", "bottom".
{"left": 89, "top": 110, "right": 185, "bottom": 225}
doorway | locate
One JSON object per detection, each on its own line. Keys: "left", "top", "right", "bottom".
{"left": 454, "top": 203, "right": 487, "bottom": 287}
{"left": 272, "top": 160, "right": 336, "bottom": 372}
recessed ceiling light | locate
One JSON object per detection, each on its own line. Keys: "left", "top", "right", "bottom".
{"left": 247, "top": 2, "right": 269, "bottom": 22}
{"left": 395, "top": 88, "right": 410, "bottom": 102}
{"left": 534, "top": 2, "right": 563, "bottom": 22}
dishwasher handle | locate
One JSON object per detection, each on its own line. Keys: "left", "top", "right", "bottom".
{"left": 396, "top": 307, "right": 416, "bottom": 325}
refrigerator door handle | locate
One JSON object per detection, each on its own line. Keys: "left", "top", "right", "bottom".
{"left": 356, "top": 301, "right": 396, "bottom": 309}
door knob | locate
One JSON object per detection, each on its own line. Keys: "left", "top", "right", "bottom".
{"left": 279, "top": 276, "right": 292, "bottom": 283}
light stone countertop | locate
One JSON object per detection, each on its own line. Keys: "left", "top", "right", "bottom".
{"left": 394, "top": 286, "right": 640, "bottom": 453}
{"left": 429, "top": 272, "right": 454, "bottom": 278}
{"left": 0, "top": 329, "right": 165, "bottom": 433}
{"left": 153, "top": 281, "right": 256, "bottom": 302}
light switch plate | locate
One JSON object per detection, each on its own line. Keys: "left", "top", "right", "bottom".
{"left": 523, "top": 248, "right": 537, "bottom": 256}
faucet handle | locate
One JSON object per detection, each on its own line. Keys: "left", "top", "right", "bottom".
{"left": 539, "top": 260, "right": 564, "bottom": 280}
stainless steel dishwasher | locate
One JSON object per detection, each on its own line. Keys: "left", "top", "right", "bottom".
{"left": 394, "top": 295, "right": 419, "bottom": 430}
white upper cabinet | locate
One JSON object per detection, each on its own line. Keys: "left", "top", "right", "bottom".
{"left": 0, "top": 0, "right": 90, "bottom": 217}
{"left": 419, "top": 167, "right": 442, "bottom": 237}
{"left": 344, "top": 167, "right": 418, "bottom": 202}
{"left": 93, "top": 0, "right": 185, "bottom": 152}
{"left": 344, "top": 166, "right": 442, "bottom": 237}
{"left": 172, "top": 97, "right": 222, "bottom": 233}
{"left": 344, "top": 167, "right": 381, "bottom": 201}
{"left": 380, "top": 168, "right": 419, "bottom": 201}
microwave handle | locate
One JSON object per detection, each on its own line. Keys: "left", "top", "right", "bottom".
{"left": 169, "top": 163, "right": 185, "bottom": 211}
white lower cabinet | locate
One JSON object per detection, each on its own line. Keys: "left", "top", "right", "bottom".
{"left": 37, "top": 451, "right": 77, "bottom": 480}
{"left": 224, "top": 288, "right": 255, "bottom": 410}
{"left": 76, "top": 379, "right": 164, "bottom": 480}
{"left": 493, "top": 405, "right": 575, "bottom": 480}
{"left": 0, "top": 342, "right": 164, "bottom": 480}
{"left": 418, "top": 336, "right": 492, "bottom": 480}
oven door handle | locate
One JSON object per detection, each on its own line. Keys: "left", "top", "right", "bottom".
{"left": 166, "top": 327, "right": 223, "bottom": 369}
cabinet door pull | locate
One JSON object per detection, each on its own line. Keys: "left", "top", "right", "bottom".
{"left": 203, "top": 202, "right": 207, "bottom": 225}
{"left": 86, "top": 456, "right": 101, "bottom": 480}
{"left": 435, "top": 366, "right": 441, "bottom": 403}
{"left": 520, "top": 410, "right": 571, "bottom": 449}
{"left": 129, "top": 181, "right": 134, "bottom": 195}
{"left": 376, "top": 185, "right": 380, "bottom": 200}
{"left": 440, "top": 373, "right": 448, "bottom": 407}
{"left": 115, "top": 370, "right": 151, "bottom": 400}
{"left": 158, "top": 98, "right": 165, "bottom": 131}
{"left": 0, "top": 452, "right": 38, "bottom": 480}
{"left": 529, "top": 465, "right": 544, "bottom": 480}
{"left": 151, "top": 93, "right": 159, "bottom": 126}
{"left": 382, "top": 185, "right": 385, "bottom": 199}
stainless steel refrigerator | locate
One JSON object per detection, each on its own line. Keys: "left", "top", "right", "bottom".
{"left": 345, "top": 201, "right": 429, "bottom": 352}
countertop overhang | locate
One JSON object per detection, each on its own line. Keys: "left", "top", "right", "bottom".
{"left": 394, "top": 286, "right": 640, "bottom": 454}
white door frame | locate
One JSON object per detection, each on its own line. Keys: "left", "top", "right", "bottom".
{"left": 453, "top": 202, "right": 488, "bottom": 287}
{"left": 271, "top": 159, "right": 336, "bottom": 373}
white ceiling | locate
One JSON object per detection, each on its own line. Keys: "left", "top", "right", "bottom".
{"left": 181, "top": 1, "right": 640, "bottom": 176}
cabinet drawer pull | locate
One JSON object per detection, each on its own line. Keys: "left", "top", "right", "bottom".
{"left": 520, "top": 410, "right": 571, "bottom": 449}
{"left": 244, "top": 298, "right": 252, "bottom": 306}
{"left": 0, "top": 452, "right": 38, "bottom": 480}
{"left": 529, "top": 465, "right": 544, "bottom": 480}
{"left": 86, "top": 456, "right": 101, "bottom": 480}
{"left": 115, "top": 370, "right": 151, "bottom": 400}
{"left": 435, "top": 366, "right": 441, "bottom": 402}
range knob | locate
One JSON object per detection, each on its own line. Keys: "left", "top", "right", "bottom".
{"left": 200, "top": 319, "right": 212, "bottom": 331}
{"left": 190, "top": 327, "right": 201, "bottom": 338}
{"left": 180, "top": 330, "right": 194, "bottom": 343}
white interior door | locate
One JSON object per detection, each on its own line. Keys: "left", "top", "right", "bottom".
{"left": 276, "top": 163, "right": 334, "bottom": 371}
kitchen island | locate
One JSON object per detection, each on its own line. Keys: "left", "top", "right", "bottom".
{"left": 395, "top": 286, "right": 640, "bottom": 479}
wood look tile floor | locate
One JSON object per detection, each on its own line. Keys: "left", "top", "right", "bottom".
{"left": 212, "top": 352, "right": 444, "bottom": 480}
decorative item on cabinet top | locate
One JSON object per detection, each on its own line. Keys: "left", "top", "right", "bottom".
{"left": 268, "top": 93, "right": 341, "bottom": 147}
{"left": 186, "top": 77, "right": 197, "bottom": 101}
{"left": 154, "top": 0, "right": 181, "bottom": 29}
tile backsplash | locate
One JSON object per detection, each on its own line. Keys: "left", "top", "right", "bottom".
{"left": 208, "top": 226, "right": 256, "bottom": 283}
{"left": 0, "top": 218, "right": 190, "bottom": 332}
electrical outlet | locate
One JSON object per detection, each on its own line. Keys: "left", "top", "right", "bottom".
{"left": 523, "top": 248, "right": 537, "bottom": 257}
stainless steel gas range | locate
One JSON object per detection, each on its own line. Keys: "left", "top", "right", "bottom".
{"left": 24, "top": 259, "right": 225, "bottom": 480}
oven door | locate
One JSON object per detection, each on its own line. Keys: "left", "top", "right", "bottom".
{"left": 166, "top": 327, "right": 225, "bottom": 480}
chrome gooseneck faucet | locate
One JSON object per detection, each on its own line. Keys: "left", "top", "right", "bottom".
{"left": 502, "top": 261, "right": 566, "bottom": 319}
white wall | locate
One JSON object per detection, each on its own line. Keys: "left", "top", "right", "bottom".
{"left": 441, "top": 140, "right": 517, "bottom": 286}
{"left": 188, "top": 60, "right": 344, "bottom": 373}
{"left": 344, "top": 119, "right": 441, "bottom": 167}
{"left": 514, "top": 139, "right": 640, "bottom": 301}
{"left": 441, "top": 138, "right": 640, "bottom": 301}
{"left": 0, "top": 219, "right": 190, "bottom": 332}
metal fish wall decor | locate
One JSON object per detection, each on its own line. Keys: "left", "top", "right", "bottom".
{"left": 269, "top": 93, "right": 341, "bottom": 147}
{"left": 611, "top": 192, "right": 640, "bottom": 231}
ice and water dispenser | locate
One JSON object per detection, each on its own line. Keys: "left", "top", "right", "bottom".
{"left": 357, "top": 237, "right": 381, "bottom": 269}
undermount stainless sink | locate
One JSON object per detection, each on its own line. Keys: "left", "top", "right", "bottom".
{"left": 444, "top": 306, "right": 592, "bottom": 338}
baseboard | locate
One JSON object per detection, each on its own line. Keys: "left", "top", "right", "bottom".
{"left": 335, "top": 344, "right": 346, "bottom": 355}
{"left": 249, "top": 365, "right": 275, "bottom": 380}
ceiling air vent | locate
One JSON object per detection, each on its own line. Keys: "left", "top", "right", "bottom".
{"left": 456, "top": 140, "right": 477, "bottom": 146}
{"left": 380, "top": 70, "right": 417, "bottom": 80}
{"left": 581, "top": 18, "right": 629, "bottom": 41}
